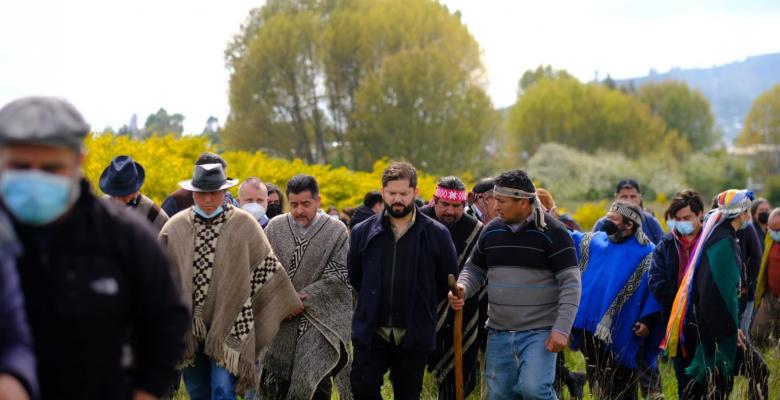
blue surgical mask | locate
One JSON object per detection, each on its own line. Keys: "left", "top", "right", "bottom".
{"left": 666, "top": 220, "right": 676, "bottom": 232}
{"left": 0, "top": 169, "right": 76, "bottom": 225}
{"left": 770, "top": 229, "right": 780, "bottom": 242}
{"left": 676, "top": 221, "right": 696, "bottom": 236}
{"left": 194, "top": 205, "right": 224, "bottom": 219}
{"left": 242, "top": 203, "right": 266, "bottom": 221}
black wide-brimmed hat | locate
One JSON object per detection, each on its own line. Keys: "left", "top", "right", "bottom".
{"left": 178, "top": 163, "right": 238, "bottom": 192}
{"left": 99, "top": 155, "right": 145, "bottom": 196}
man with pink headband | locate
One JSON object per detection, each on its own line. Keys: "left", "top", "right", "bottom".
{"left": 421, "top": 176, "right": 484, "bottom": 400}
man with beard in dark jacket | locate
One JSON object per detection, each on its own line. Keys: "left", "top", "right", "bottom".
{"left": 420, "top": 176, "right": 484, "bottom": 400}
{"left": 0, "top": 96, "right": 189, "bottom": 400}
{"left": 349, "top": 191, "right": 384, "bottom": 230}
{"left": 348, "top": 161, "right": 458, "bottom": 400}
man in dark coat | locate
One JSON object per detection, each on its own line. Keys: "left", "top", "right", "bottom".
{"left": 421, "top": 176, "right": 483, "bottom": 400}
{"left": 348, "top": 161, "right": 458, "bottom": 400}
{"left": 0, "top": 96, "right": 189, "bottom": 400}
{"left": 349, "top": 191, "right": 384, "bottom": 230}
{"left": 0, "top": 210, "right": 37, "bottom": 400}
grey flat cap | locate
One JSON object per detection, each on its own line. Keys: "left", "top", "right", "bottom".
{"left": 0, "top": 96, "right": 90, "bottom": 149}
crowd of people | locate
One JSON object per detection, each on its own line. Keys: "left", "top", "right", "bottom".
{"left": 1, "top": 96, "right": 779, "bottom": 400}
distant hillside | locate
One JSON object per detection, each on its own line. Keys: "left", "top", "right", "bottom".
{"left": 618, "top": 52, "right": 780, "bottom": 143}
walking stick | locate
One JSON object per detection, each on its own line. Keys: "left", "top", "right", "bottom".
{"left": 448, "top": 274, "right": 464, "bottom": 400}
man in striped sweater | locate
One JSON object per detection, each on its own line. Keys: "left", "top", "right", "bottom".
{"left": 449, "top": 169, "right": 581, "bottom": 400}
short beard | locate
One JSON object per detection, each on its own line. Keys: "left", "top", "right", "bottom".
{"left": 385, "top": 201, "right": 414, "bottom": 219}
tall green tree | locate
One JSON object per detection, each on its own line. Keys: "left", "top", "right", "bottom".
{"left": 223, "top": 0, "right": 493, "bottom": 173}
{"left": 142, "top": 108, "right": 184, "bottom": 138}
{"left": 637, "top": 81, "right": 718, "bottom": 151}
{"left": 517, "top": 65, "right": 572, "bottom": 94}
{"left": 736, "top": 84, "right": 780, "bottom": 146}
{"left": 506, "top": 75, "right": 690, "bottom": 160}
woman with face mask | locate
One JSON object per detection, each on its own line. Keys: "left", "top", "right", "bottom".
{"left": 750, "top": 198, "right": 771, "bottom": 252}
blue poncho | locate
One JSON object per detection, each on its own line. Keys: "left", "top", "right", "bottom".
{"left": 570, "top": 231, "right": 663, "bottom": 369}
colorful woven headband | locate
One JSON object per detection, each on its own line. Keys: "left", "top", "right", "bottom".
{"left": 717, "top": 189, "right": 754, "bottom": 217}
{"left": 493, "top": 184, "right": 547, "bottom": 229}
{"left": 609, "top": 201, "right": 643, "bottom": 228}
{"left": 434, "top": 186, "right": 467, "bottom": 202}
{"left": 493, "top": 185, "right": 535, "bottom": 199}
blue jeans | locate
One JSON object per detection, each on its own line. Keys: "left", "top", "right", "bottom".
{"left": 484, "top": 328, "right": 558, "bottom": 400}
{"left": 182, "top": 344, "right": 237, "bottom": 400}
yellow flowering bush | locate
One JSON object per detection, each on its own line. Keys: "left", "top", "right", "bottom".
{"left": 570, "top": 201, "right": 609, "bottom": 231}
{"left": 84, "top": 134, "right": 437, "bottom": 209}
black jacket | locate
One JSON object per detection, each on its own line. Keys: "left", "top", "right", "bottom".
{"left": 349, "top": 205, "right": 376, "bottom": 230}
{"left": 9, "top": 180, "right": 189, "bottom": 400}
{"left": 348, "top": 211, "right": 458, "bottom": 351}
{"left": 736, "top": 225, "right": 762, "bottom": 302}
{"left": 649, "top": 233, "right": 682, "bottom": 317}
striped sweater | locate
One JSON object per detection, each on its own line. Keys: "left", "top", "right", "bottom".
{"left": 458, "top": 213, "right": 581, "bottom": 335}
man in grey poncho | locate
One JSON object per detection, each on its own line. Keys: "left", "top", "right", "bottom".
{"left": 259, "top": 175, "right": 352, "bottom": 400}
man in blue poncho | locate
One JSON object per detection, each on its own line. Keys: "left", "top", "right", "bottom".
{"left": 570, "top": 201, "right": 663, "bottom": 400}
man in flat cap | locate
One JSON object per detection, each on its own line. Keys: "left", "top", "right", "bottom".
{"left": 100, "top": 155, "right": 169, "bottom": 232}
{"left": 160, "top": 163, "right": 301, "bottom": 400}
{"left": 0, "top": 96, "right": 189, "bottom": 400}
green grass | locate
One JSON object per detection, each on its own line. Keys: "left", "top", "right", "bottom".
{"left": 172, "top": 346, "right": 780, "bottom": 399}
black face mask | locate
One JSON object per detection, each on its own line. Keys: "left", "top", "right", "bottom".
{"left": 602, "top": 220, "right": 619, "bottom": 235}
{"left": 758, "top": 211, "right": 769, "bottom": 225}
{"left": 266, "top": 203, "right": 283, "bottom": 219}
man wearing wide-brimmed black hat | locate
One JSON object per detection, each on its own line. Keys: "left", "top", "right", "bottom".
{"left": 100, "top": 155, "right": 169, "bottom": 232}
{"left": 0, "top": 96, "right": 189, "bottom": 400}
{"left": 160, "top": 163, "right": 301, "bottom": 400}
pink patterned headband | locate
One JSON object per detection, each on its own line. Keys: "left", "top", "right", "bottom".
{"left": 434, "top": 186, "right": 467, "bottom": 202}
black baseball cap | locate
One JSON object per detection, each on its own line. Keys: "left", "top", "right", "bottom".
{"left": 616, "top": 179, "right": 641, "bottom": 194}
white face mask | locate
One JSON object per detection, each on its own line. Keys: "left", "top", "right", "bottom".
{"left": 242, "top": 202, "right": 266, "bottom": 221}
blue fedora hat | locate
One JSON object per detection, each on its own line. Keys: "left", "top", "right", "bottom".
{"left": 99, "top": 155, "right": 145, "bottom": 196}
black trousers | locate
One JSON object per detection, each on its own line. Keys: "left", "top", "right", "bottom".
{"left": 674, "top": 341, "right": 769, "bottom": 400}
{"left": 350, "top": 335, "right": 430, "bottom": 400}
{"left": 577, "top": 330, "right": 638, "bottom": 400}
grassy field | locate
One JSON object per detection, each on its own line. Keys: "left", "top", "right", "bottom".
{"left": 173, "top": 345, "right": 779, "bottom": 399}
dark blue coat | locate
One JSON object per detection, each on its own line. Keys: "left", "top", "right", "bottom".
{"left": 648, "top": 233, "right": 681, "bottom": 317}
{"left": 348, "top": 211, "right": 458, "bottom": 351}
{"left": 0, "top": 211, "right": 37, "bottom": 399}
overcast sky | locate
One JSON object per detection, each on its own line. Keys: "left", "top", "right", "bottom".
{"left": 1, "top": 0, "right": 779, "bottom": 133}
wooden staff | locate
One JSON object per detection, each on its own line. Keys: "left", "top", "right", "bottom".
{"left": 448, "top": 274, "right": 464, "bottom": 400}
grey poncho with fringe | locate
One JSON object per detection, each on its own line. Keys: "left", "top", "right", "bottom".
{"left": 260, "top": 213, "right": 353, "bottom": 400}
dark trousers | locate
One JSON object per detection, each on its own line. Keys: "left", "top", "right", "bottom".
{"left": 351, "top": 335, "right": 430, "bottom": 400}
{"left": 578, "top": 331, "right": 638, "bottom": 400}
{"left": 674, "top": 342, "right": 769, "bottom": 400}
{"left": 636, "top": 348, "right": 663, "bottom": 397}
